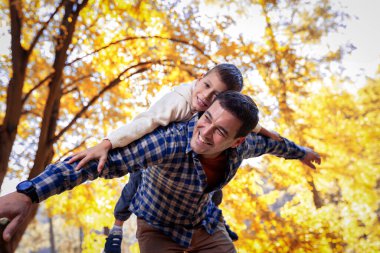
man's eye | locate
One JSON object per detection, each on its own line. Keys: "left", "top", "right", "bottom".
{"left": 202, "top": 115, "right": 210, "bottom": 122}
{"left": 217, "top": 129, "right": 225, "bottom": 136}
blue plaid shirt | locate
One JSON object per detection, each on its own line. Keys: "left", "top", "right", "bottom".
{"left": 32, "top": 115, "right": 305, "bottom": 247}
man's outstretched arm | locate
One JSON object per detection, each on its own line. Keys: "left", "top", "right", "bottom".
{"left": 241, "top": 134, "right": 321, "bottom": 169}
{"left": 0, "top": 127, "right": 171, "bottom": 241}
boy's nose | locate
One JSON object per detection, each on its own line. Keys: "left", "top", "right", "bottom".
{"left": 204, "top": 90, "right": 214, "bottom": 101}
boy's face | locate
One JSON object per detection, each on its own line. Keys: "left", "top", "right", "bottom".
{"left": 191, "top": 71, "right": 228, "bottom": 112}
{"left": 190, "top": 100, "right": 245, "bottom": 158}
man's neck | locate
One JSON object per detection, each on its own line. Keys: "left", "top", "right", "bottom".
{"left": 200, "top": 151, "right": 223, "bottom": 160}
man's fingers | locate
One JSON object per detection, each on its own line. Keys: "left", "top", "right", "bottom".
{"left": 316, "top": 155, "right": 321, "bottom": 164}
{"left": 3, "top": 215, "right": 23, "bottom": 242}
{"left": 311, "top": 153, "right": 321, "bottom": 165}
{"left": 302, "top": 159, "right": 316, "bottom": 170}
{"left": 307, "top": 162, "right": 316, "bottom": 170}
{"left": 303, "top": 161, "right": 315, "bottom": 170}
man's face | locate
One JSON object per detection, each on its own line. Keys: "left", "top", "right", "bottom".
{"left": 190, "top": 100, "right": 245, "bottom": 158}
{"left": 191, "top": 71, "right": 228, "bottom": 112}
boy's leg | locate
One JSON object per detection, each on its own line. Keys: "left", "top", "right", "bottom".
{"left": 104, "top": 171, "right": 142, "bottom": 253}
{"left": 211, "top": 190, "right": 238, "bottom": 241}
{"left": 113, "top": 171, "right": 143, "bottom": 222}
{"left": 211, "top": 189, "right": 223, "bottom": 206}
{"left": 224, "top": 223, "right": 238, "bottom": 241}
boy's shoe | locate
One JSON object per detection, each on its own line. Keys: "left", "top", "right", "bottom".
{"left": 104, "top": 233, "right": 123, "bottom": 253}
{"left": 225, "top": 224, "right": 239, "bottom": 241}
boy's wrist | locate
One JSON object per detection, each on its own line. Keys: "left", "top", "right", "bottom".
{"left": 102, "top": 139, "right": 113, "bottom": 150}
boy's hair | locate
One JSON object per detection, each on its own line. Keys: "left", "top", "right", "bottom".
{"left": 205, "top": 63, "right": 243, "bottom": 92}
{"left": 215, "top": 91, "right": 259, "bottom": 138}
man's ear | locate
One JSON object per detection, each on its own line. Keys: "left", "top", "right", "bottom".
{"left": 231, "top": 137, "right": 246, "bottom": 148}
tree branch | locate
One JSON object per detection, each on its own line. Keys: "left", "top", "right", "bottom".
{"left": 53, "top": 136, "right": 91, "bottom": 162}
{"left": 26, "top": 0, "right": 66, "bottom": 57}
{"left": 66, "top": 35, "right": 216, "bottom": 66}
{"left": 21, "top": 73, "right": 54, "bottom": 105}
{"left": 53, "top": 60, "right": 161, "bottom": 142}
{"left": 62, "top": 74, "right": 92, "bottom": 93}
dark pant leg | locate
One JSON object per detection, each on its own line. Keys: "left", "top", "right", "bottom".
{"left": 211, "top": 189, "right": 223, "bottom": 206}
{"left": 114, "top": 171, "right": 142, "bottom": 221}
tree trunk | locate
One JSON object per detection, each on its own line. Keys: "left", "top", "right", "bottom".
{"left": 2, "top": 1, "right": 88, "bottom": 251}
{"left": 79, "top": 227, "right": 84, "bottom": 253}
{"left": 0, "top": 0, "right": 28, "bottom": 187}
{"left": 49, "top": 217, "right": 56, "bottom": 253}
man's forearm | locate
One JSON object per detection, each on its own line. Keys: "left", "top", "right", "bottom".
{"left": 31, "top": 157, "right": 101, "bottom": 202}
{"left": 278, "top": 137, "right": 306, "bottom": 159}
{"left": 243, "top": 134, "right": 305, "bottom": 159}
{"left": 32, "top": 148, "right": 132, "bottom": 202}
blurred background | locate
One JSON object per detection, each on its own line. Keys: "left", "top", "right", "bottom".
{"left": 0, "top": 0, "right": 379, "bottom": 252}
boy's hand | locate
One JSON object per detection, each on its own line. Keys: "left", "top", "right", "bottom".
{"left": 301, "top": 147, "right": 321, "bottom": 170}
{"left": 0, "top": 192, "right": 33, "bottom": 242}
{"left": 69, "top": 139, "right": 112, "bottom": 173}
{"left": 269, "top": 130, "right": 283, "bottom": 142}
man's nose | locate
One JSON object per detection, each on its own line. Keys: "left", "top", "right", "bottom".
{"left": 202, "top": 125, "right": 213, "bottom": 138}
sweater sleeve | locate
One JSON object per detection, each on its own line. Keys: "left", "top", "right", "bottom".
{"left": 106, "top": 84, "right": 193, "bottom": 148}
{"left": 252, "top": 123, "right": 262, "bottom": 133}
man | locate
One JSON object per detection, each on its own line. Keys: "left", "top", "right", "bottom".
{"left": 0, "top": 91, "right": 320, "bottom": 253}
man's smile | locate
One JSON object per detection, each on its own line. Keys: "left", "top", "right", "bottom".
{"left": 198, "top": 131, "right": 212, "bottom": 145}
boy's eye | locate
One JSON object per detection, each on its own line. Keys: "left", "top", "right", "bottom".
{"left": 217, "top": 129, "right": 225, "bottom": 137}
{"left": 204, "top": 83, "right": 210, "bottom": 88}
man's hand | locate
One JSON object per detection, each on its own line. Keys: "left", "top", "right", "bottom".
{"left": 301, "top": 147, "right": 321, "bottom": 170}
{"left": 0, "top": 192, "right": 33, "bottom": 242}
{"left": 69, "top": 139, "right": 112, "bottom": 173}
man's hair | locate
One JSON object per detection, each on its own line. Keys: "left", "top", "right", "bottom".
{"left": 204, "top": 63, "right": 243, "bottom": 92}
{"left": 215, "top": 91, "right": 259, "bottom": 138}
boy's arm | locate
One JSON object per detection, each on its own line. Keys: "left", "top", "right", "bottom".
{"left": 71, "top": 85, "right": 192, "bottom": 171}
{"left": 70, "top": 139, "right": 112, "bottom": 172}
{"left": 252, "top": 123, "right": 283, "bottom": 141}
{"left": 106, "top": 88, "right": 192, "bottom": 148}
{"left": 257, "top": 126, "right": 283, "bottom": 141}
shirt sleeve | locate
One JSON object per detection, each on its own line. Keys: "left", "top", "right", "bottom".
{"left": 31, "top": 127, "right": 173, "bottom": 202}
{"left": 106, "top": 85, "right": 193, "bottom": 148}
{"left": 239, "top": 133, "right": 306, "bottom": 160}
